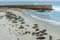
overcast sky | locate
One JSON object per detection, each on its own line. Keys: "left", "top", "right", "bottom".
{"left": 0, "top": 0, "right": 60, "bottom": 2}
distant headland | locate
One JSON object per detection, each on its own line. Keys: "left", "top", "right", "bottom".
{"left": 0, "top": 5, "right": 52, "bottom": 10}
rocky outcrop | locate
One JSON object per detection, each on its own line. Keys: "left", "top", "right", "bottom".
{"left": 0, "top": 5, "right": 52, "bottom": 10}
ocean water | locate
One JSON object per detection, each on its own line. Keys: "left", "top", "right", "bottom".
{"left": 17, "top": 1, "right": 60, "bottom": 26}
{"left": 29, "top": 2, "right": 60, "bottom": 26}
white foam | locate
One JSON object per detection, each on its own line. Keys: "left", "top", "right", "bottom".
{"left": 53, "top": 6, "right": 60, "bottom": 12}
{"left": 31, "top": 15, "right": 60, "bottom": 26}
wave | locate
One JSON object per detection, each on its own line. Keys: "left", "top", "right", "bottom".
{"left": 53, "top": 5, "right": 60, "bottom": 12}
{"left": 31, "top": 15, "right": 60, "bottom": 26}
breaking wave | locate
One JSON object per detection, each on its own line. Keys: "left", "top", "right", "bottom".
{"left": 31, "top": 15, "right": 60, "bottom": 26}
{"left": 53, "top": 5, "right": 60, "bottom": 12}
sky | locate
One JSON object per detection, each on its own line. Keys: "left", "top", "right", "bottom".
{"left": 0, "top": 0, "right": 59, "bottom": 5}
{"left": 0, "top": 0, "right": 60, "bottom": 2}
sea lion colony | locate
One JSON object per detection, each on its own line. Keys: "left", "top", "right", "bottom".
{"left": 0, "top": 9, "right": 59, "bottom": 40}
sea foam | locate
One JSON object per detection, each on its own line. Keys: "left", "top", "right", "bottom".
{"left": 53, "top": 6, "right": 60, "bottom": 12}
{"left": 31, "top": 15, "right": 60, "bottom": 26}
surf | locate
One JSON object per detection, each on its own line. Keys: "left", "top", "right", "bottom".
{"left": 31, "top": 15, "right": 60, "bottom": 26}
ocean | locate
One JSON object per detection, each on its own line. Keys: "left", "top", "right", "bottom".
{"left": 18, "top": 1, "right": 60, "bottom": 26}
{"left": 30, "top": 2, "right": 60, "bottom": 26}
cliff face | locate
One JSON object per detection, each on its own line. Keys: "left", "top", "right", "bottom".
{"left": 0, "top": 5, "right": 52, "bottom": 10}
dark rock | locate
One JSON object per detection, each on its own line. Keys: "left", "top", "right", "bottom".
{"left": 37, "top": 10, "right": 45, "bottom": 12}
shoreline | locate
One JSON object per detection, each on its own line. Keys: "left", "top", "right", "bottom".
{"left": 0, "top": 8, "right": 60, "bottom": 40}
{"left": 18, "top": 9, "right": 60, "bottom": 38}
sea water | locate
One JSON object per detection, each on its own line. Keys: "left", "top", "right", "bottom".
{"left": 30, "top": 2, "right": 60, "bottom": 26}
{"left": 19, "top": 1, "right": 60, "bottom": 26}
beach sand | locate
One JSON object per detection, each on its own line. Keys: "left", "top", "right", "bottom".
{"left": 0, "top": 8, "right": 60, "bottom": 40}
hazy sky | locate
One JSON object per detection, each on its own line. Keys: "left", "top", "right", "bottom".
{"left": 0, "top": 0, "right": 59, "bottom": 2}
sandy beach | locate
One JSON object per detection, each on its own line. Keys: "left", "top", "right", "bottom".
{"left": 0, "top": 8, "right": 60, "bottom": 40}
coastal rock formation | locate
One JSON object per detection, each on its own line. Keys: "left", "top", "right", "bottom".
{"left": 0, "top": 5, "right": 52, "bottom": 10}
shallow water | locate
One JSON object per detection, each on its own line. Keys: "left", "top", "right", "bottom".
{"left": 23, "top": 7, "right": 60, "bottom": 26}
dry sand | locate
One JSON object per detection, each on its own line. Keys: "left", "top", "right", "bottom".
{"left": 0, "top": 8, "right": 60, "bottom": 40}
